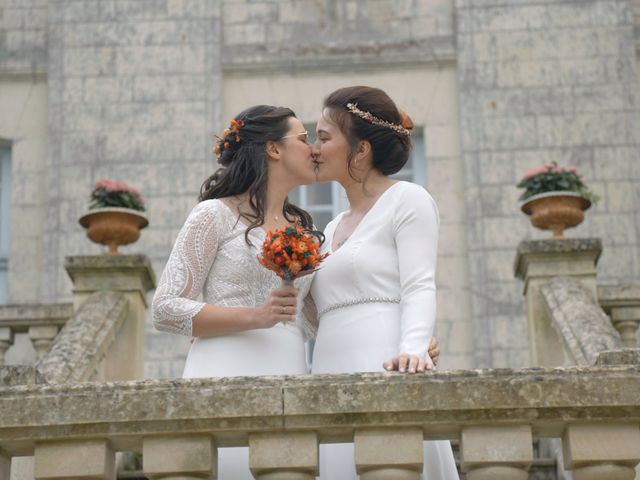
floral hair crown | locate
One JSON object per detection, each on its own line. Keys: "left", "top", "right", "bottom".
{"left": 345, "top": 102, "right": 411, "bottom": 136}
{"left": 213, "top": 118, "right": 245, "bottom": 156}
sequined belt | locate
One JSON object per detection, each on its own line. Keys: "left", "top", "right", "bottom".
{"left": 317, "top": 297, "right": 401, "bottom": 318}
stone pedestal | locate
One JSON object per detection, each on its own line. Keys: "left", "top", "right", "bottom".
{"left": 249, "top": 432, "right": 318, "bottom": 480}
{"left": 354, "top": 428, "right": 423, "bottom": 480}
{"left": 514, "top": 239, "right": 602, "bottom": 367}
{"left": 461, "top": 426, "right": 533, "bottom": 480}
{"left": 143, "top": 435, "right": 217, "bottom": 479}
{"left": 64, "top": 255, "right": 155, "bottom": 380}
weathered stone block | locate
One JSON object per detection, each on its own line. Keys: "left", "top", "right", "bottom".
{"left": 34, "top": 439, "right": 115, "bottom": 479}
{"left": 563, "top": 423, "right": 640, "bottom": 468}
{"left": 249, "top": 431, "right": 318, "bottom": 474}
{"left": 354, "top": 428, "right": 423, "bottom": 473}
{"left": 461, "top": 425, "right": 533, "bottom": 470}
{"left": 143, "top": 435, "right": 217, "bottom": 478}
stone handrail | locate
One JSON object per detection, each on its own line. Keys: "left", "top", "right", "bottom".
{"left": 0, "top": 292, "right": 130, "bottom": 388}
{"left": 541, "top": 277, "right": 623, "bottom": 365}
{"left": 1, "top": 366, "right": 639, "bottom": 479}
{"left": 0, "top": 255, "right": 156, "bottom": 389}
{"left": 36, "top": 291, "right": 129, "bottom": 384}
{"left": 0, "top": 303, "right": 73, "bottom": 365}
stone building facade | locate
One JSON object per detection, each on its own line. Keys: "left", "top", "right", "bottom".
{"left": 1, "top": 0, "right": 639, "bottom": 377}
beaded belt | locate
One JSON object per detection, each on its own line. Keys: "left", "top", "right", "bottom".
{"left": 318, "top": 297, "right": 400, "bottom": 318}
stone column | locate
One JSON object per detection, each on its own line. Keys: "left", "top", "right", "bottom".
{"left": 0, "top": 326, "right": 13, "bottom": 366}
{"left": 354, "top": 428, "right": 423, "bottom": 480}
{"left": 64, "top": 255, "right": 155, "bottom": 380}
{"left": 461, "top": 425, "right": 533, "bottom": 480}
{"left": 249, "top": 432, "right": 318, "bottom": 480}
{"left": 34, "top": 439, "right": 115, "bottom": 479}
{"left": 514, "top": 239, "right": 602, "bottom": 366}
{"left": 562, "top": 423, "right": 640, "bottom": 480}
{"left": 143, "top": 435, "right": 217, "bottom": 480}
{"left": 28, "top": 325, "right": 59, "bottom": 359}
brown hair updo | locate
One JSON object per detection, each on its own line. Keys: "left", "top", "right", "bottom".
{"left": 323, "top": 86, "right": 413, "bottom": 179}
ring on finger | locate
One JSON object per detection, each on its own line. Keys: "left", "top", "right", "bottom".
{"left": 281, "top": 307, "right": 286, "bottom": 314}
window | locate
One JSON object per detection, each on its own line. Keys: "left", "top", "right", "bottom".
{"left": 289, "top": 128, "right": 426, "bottom": 231}
{"left": 0, "top": 146, "right": 11, "bottom": 303}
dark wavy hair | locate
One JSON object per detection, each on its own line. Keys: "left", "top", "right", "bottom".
{"left": 323, "top": 86, "right": 413, "bottom": 181}
{"left": 200, "top": 105, "right": 316, "bottom": 245}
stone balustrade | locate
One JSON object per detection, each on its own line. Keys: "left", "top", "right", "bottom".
{"left": 0, "top": 365, "right": 638, "bottom": 479}
{"left": 0, "top": 303, "right": 73, "bottom": 366}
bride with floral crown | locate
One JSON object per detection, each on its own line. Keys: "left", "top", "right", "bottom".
{"left": 309, "top": 86, "right": 459, "bottom": 479}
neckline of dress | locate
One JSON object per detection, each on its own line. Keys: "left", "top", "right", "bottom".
{"left": 329, "top": 181, "right": 403, "bottom": 253}
{"left": 217, "top": 199, "right": 267, "bottom": 238}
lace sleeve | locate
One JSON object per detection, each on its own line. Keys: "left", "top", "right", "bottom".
{"left": 152, "top": 200, "right": 225, "bottom": 337}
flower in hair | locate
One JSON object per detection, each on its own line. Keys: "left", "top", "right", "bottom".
{"left": 212, "top": 118, "right": 246, "bottom": 157}
{"left": 346, "top": 102, "right": 411, "bottom": 136}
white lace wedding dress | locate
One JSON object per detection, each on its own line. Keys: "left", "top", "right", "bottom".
{"left": 152, "top": 199, "right": 315, "bottom": 479}
{"left": 310, "top": 181, "right": 459, "bottom": 480}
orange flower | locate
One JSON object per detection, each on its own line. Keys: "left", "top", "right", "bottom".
{"left": 258, "top": 221, "right": 329, "bottom": 281}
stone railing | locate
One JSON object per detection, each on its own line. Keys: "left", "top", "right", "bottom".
{"left": 0, "top": 303, "right": 73, "bottom": 366}
{"left": 0, "top": 363, "right": 639, "bottom": 480}
{"left": 0, "top": 255, "right": 156, "bottom": 387}
{"left": 515, "top": 238, "right": 640, "bottom": 367}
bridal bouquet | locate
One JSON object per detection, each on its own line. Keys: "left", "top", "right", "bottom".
{"left": 259, "top": 222, "right": 329, "bottom": 286}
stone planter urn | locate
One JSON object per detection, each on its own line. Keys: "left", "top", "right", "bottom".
{"left": 521, "top": 191, "right": 591, "bottom": 240}
{"left": 79, "top": 207, "right": 149, "bottom": 254}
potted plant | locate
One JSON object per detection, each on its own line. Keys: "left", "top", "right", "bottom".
{"left": 517, "top": 162, "right": 599, "bottom": 239}
{"left": 79, "top": 179, "right": 149, "bottom": 254}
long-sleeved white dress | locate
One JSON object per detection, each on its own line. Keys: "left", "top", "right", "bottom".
{"left": 310, "top": 181, "right": 459, "bottom": 480}
{"left": 152, "top": 199, "right": 315, "bottom": 479}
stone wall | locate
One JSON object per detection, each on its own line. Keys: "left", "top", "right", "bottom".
{"left": 36, "top": 0, "right": 223, "bottom": 377}
{"left": 456, "top": 0, "right": 640, "bottom": 367}
{"left": 221, "top": 0, "right": 455, "bottom": 68}
{"left": 0, "top": 0, "right": 48, "bottom": 74}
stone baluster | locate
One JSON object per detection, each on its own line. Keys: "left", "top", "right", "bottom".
{"left": 460, "top": 425, "right": 533, "bottom": 480}
{"left": 34, "top": 439, "right": 115, "bottom": 479}
{"left": 354, "top": 428, "right": 423, "bottom": 480}
{"left": 249, "top": 432, "right": 318, "bottom": 480}
{"left": 28, "top": 325, "right": 59, "bottom": 359}
{"left": 598, "top": 285, "right": 640, "bottom": 348}
{"left": 0, "top": 326, "right": 14, "bottom": 366}
{"left": 610, "top": 306, "right": 640, "bottom": 347}
{"left": 562, "top": 423, "right": 640, "bottom": 480}
{"left": 143, "top": 435, "right": 217, "bottom": 480}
